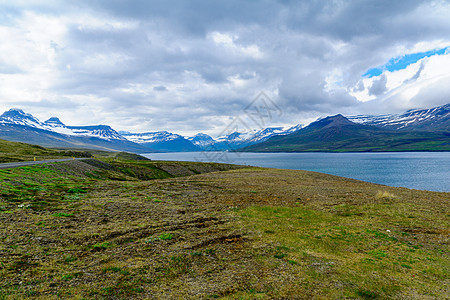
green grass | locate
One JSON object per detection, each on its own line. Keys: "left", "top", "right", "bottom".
{"left": 238, "top": 202, "right": 448, "bottom": 298}
{"left": 92, "top": 242, "right": 112, "bottom": 249}
{"left": 158, "top": 233, "right": 173, "bottom": 240}
{"left": 52, "top": 212, "right": 74, "bottom": 217}
{"left": 0, "top": 139, "right": 92, "bottom": 163}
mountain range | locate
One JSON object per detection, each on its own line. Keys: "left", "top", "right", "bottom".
{"left": 242, "top": 104, "right": 450, "bottom": 152}
{"left": 0, "top": 109, "right": 151, "bottom": 153}
{"left": 0, "top": 103, "right": 448, "bottom": 153}
{"left": 0, "top": 108, "right": 302, "bottom": 153}
{"left": 120, "top": 124, "right": 303, "bottom": 152}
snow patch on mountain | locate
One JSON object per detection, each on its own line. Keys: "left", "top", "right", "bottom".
{"left": 188, "top": 133, "right": 215, "bottom": 147}
{"left": 122, "top": 131, "right": 185, "bottom": 144}
{"left": 249, "top": 125, "right": 303, "bottom": 143}
{"left": 348, "top": 103, "right": 449, "bottom": 130}
{"left": 187, "top": 124, "right": 304, "bottom": 150}
{"left": 65, "top": 126, "right": 125, "bottom": 141}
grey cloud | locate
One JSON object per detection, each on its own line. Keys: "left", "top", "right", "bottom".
{"left": 153, "top": 85, "right": 167, "bottom": 91}
{"left": 277, "top": 69, "right": 359, "bottom": 115}
{"left": 404, "top": 61, "right": 425, "bottom": 84}
{"left": 82, "top": 0, "right": 279, "bottom": 36}
{"left": 353, "top": 81, "right": 365, "bottom": 92}
{"left": 0, "top": 61, "right": 22, "bottom": 74}
{"left": 369, "top": 74, "right": 387, "bottom": 96}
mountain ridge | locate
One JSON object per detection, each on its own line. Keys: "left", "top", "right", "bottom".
{"left": 0, "top": 109, "right": 153, "bottom": 153}
{"left": 121, "top": 131, "right": 201, "bottom": 152}
{"left": 348, "top": 103, "right": 450, "bottom": 131}
{"left": 240, "top": 113, "right": 450, "bottom": 152}
{"left": 123, "top": 124, "right": 304, "bottom": 152}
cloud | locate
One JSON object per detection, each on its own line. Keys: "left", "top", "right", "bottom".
{"left": 0, "top": 61, "right": 22, "bottom": 74}
{"left": 404, "top": 61, "right": 425, "bottom": 84}
{"left": 0, "top": 0, "right": 449, "bottom": 135}
{"left": 153, "top": 85, "right": 168, "bottom": 92}
{"left": 368, "top": 74, "right": 388, "bottom": 96}
{"left": 353, "top": 81, "right": 365, "bottom": 92}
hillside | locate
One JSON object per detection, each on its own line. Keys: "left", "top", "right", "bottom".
{"left": 0, "top": 139, "right": 94, "bottom": 163}
{"left": 241, "top": 115, "right": 450, "bottom": 152}
{"left": 0, "top": 158, "right": 447, "bottom": 298}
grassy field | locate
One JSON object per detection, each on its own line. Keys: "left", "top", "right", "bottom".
{"left": 0, "top": 154, "right": 448, "bottom": 299}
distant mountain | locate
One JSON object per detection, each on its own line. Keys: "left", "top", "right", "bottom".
{"left": 253, "top": 124, "right": 304, "bottom": 142}
{"left": 0, "top": 109, "right": 152, "bottom": 153}
{"left": 121, "top": 131, "right": 201, "bottom": 152}
{"left": 349, "top": 103, "right": 450, "bottom": 131}
{"left": 5, "top": 103, "right": 446, "bottom": 154}
{"left": 122, "top": 125, "right": 304, "bottom": 152}
{"left": 190, "top": 124, "right": 303, "bottom": 151}
{"left": 0, "top": 109, "right": 126, "bottom": 140}
{"left": 241, "top": 114, "right": 450, "bottom": 152}
{"left": 0, "top": 109, "right": 303, "bottom": 153}
{"left": 188, "top": 133, "right": 216, "bottom": 148}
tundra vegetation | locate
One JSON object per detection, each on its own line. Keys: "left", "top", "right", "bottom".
{"left": 0, "top": 139, "right": 448, "bottom": 299}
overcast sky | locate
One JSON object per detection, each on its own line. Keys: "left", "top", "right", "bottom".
{"left": 0, "top": 0, "right": 449, "bottom": 136}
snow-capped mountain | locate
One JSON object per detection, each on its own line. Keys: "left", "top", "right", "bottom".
{"left": 44, "top": 117, "right": 65, "bottom": 127}
{"left": 122, "top": 124, "right": 304, "bottom": 152}
{"left": 282, "top": 124, "right": 304, "bottom": 134}
{"left": 188, "top": 133, "right": 216, "bottom": 148}
{"left": 121, "top": 131, "right": 201, "bottom": 152}
{"left": 188, "top": 124, "right": 303, "bottom": 151}
{"left": 0, "top": 109, "right": 126, "bottom": 141}
{"left": 1, "top": 104, "right": 447, "bottom": 154}
{"left": 122, "top": 131, "right": 184, "bottom": 143}
{"left": 0, "top": 109, "right": 151, "bottom": 152}
{"left": 248, "top": 125, "right": 303, "bottom": 143}
{"left": 348, "top": 103, "right": 450, "bottom": 131}
{"left": 242, "top": 113, "right": 450, "bottom": 152}
{"left": 0, "top": 108, "right": 42, "bottom": 128}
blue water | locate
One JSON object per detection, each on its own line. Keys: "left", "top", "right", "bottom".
{"left": 142, "top": 152, "right": 450, "bottom": 192}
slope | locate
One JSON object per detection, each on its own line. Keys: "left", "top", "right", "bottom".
{"left": 0, "top": 139, "right": 92, "bottom": 163}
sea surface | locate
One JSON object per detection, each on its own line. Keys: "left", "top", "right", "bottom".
{"left": 142, "top": 152, "right": 450, "bottom": 192}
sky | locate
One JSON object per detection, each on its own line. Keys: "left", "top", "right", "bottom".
{"left": 0, "top": 0, "right": 450, "bottom": 136}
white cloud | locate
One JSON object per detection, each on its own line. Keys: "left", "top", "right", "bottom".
{"left": 350, "top": 51, "right": 450, "bottom": 111}
{"left": 210, "top": 31, "right": 263, "bottom": 59}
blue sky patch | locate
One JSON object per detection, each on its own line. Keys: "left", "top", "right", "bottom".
{"left": 363, "top": 47, "right": 449, "bottom": 78}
